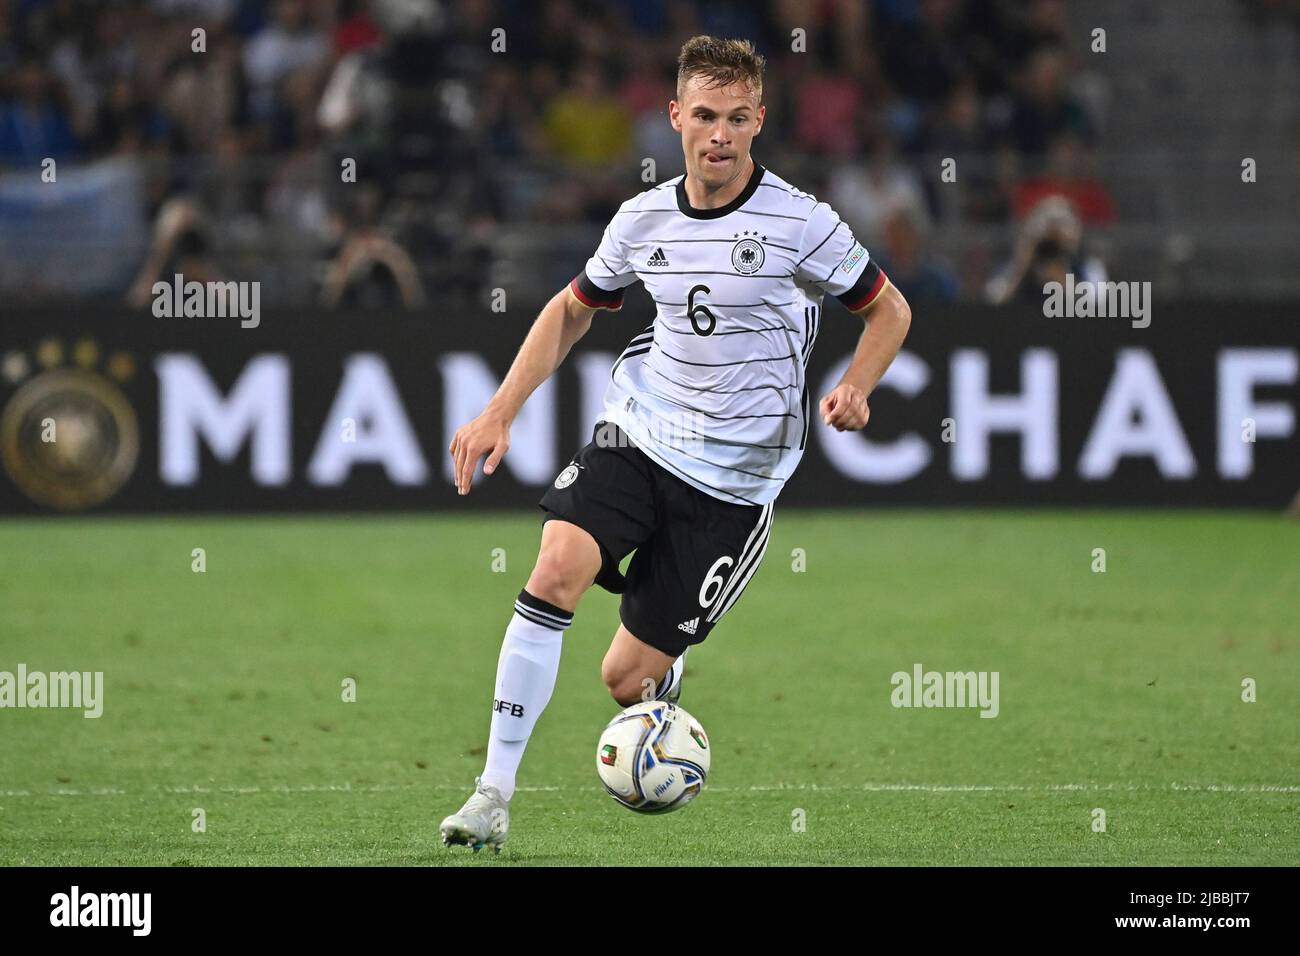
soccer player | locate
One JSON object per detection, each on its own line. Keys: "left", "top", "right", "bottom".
{"left": 440, "top": 36, "right": 912, "bottom": 852}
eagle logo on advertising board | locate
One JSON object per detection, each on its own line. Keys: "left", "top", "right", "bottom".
{"left": 0, "top": 338, "right": 139, "bottom": 511}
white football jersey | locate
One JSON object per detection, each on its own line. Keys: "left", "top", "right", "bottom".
{"left": 570, "top": 160, "right": 888, "bottom": 506}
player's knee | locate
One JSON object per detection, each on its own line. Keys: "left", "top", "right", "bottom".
{"left": 601, "top": 659, "right": 651, "bottom": 707}
{"left": 525, "top": 555, "right": 584, "bottom": 609}
{"left": 527, "top": 532, "right": 598, "bottom": 609}
{"left": 606, "top": 676, "right": 646, "bottom": 708}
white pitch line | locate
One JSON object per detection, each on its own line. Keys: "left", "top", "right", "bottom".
{"left": 2, "top": 782, "right": 1299, "bottom": 798}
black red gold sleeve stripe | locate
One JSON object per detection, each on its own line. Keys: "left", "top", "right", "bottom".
{"left": 838, "top": 262, "right": 888, "bottom": 312}
{"left": 570, "top": 271, "right": 624, "bottom": 310}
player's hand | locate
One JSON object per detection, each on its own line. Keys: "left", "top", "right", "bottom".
{"left": 819, "top": 383, "right": 870, "bottom": 432}
{"left": 448, "top": 410, "right": 511, "bottom": 495}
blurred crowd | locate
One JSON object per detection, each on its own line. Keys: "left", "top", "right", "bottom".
{"left": 0, "top": 0, "right": 1123, "bottom": 306}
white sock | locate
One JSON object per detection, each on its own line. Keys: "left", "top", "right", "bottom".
{"left": 480, "top": 589, "right": 573, "bottom": 802}
{"left": 654, "top": 647, "right": 689, "bottom": 700}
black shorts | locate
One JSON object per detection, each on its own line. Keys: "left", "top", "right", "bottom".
{"left": 538, "top": 421, "right": 774, "bottom": 657}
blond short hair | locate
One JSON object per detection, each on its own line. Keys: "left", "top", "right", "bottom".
{"left": 676, "top": 35, "right": 765, "bottom": 103}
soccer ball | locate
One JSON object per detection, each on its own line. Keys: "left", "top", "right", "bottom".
{"left": 595, "top": 701, "right": 710, "bottom": 813}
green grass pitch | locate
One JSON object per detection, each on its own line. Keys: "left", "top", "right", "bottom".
{"left": 0, "top": 510, "right": 1296, "bottom": 866}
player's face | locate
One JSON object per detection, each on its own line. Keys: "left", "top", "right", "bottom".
{"left": 670, "top": 76, "right": 765, "bottom": 189}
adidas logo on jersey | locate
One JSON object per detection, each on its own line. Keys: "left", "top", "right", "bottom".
{"left": 647, "top": 247, "right": 670, "bottom": 267}
{"left": 677, "top": 616, "right": 699, "bottom": 635}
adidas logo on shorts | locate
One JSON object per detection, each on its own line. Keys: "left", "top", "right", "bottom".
{"left": 677, "top": 616, "right": 699, "bottom": 635}
{"left": 647, "top": 247, "right": 670, "bottom": 267}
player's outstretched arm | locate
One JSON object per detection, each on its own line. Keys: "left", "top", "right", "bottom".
{"left": 448, "top": 286, "right": 599, "bottom": 495}
{"left": 819, "top": 281, "right": 912, "bottom": 432}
